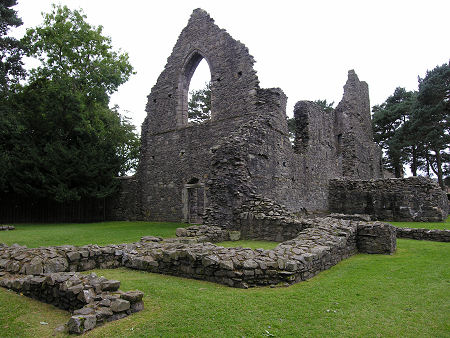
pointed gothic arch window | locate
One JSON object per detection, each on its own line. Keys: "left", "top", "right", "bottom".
{"left": 177, "top": 51, "right": 212, "bottom": 126}
{"left": 188, "top": 58, "right": 211, "bottom": 124}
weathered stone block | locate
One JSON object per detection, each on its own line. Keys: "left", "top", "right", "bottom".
{"left": 110, "top": 299, "right": 130, "bottom": 312}
{"left": 121, "top": 290, "right": 144, "bottom": 303}
{"left": 68, "top": 315, "right": 96, "bottom": 334}
{"left": 100, "top": 279, "right": 120, "bottom": 291}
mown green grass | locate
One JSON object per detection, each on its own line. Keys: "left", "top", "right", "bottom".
{"left": 0, "top": 221, "right": 448, "bottom": 337}
{"left": 0, "top": 239, "right": 448, "bottom": 337}
{"left": 0, "top": 221, "right": 184, "bottom": 248}
{"left": 389, "top": 216, "right": 449, "bottom": 230}
{"left": 216, "top": 240, "right": 279, "bottom": 250}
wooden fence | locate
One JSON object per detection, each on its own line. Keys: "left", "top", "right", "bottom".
{"left": 0, "top": 194, "right": 112, "bottom": 223}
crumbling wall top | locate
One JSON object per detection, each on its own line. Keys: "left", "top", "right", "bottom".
{"left": 143, "top": 8, "right": 261, "bottom": 135}
{"left": 334, "top": 70, "right": 372, "bottom": 140}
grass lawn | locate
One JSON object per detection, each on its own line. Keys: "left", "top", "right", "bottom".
{"left": 216, "top": 240, "right": 279, "bottom": 250}
{"left": 389, "top": 216, "right": 450, "bottom": 230}
{"left": 0, "top": 221, "right": 448, "bottom": 337}
{"left": 0, "top": 221, "right": 184, "bottom": 248}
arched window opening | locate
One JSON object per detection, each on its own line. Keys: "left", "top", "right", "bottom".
{"left": 187, "top": 58, "right": 212, "bottom": 124}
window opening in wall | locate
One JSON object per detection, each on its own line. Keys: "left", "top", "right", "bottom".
{"left": 187, "top": 58, "right": 212, "bottom": 124}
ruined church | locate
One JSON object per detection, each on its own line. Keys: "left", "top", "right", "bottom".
{"left": 112, "top": 9, "right": 447, "bottom": 225}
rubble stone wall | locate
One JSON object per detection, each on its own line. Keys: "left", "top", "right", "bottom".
{"left": 0, "top": 218, "right": 396, "bottom": 291}
{"left": 0, "top": 271, "right": 144, "bottom": 334}
{"left": 105, "top": 8, "right": 444, "bottom": 231}
{"left": 357, "top": 222, "right": 397, "bottom": 254}
{"left": 123, "top": 218, "right": 362, "bottom": 287}
{"left": 233, "top": 197, "right": 310, "bottom": 242}
{"left": 329, "top": 177, "right": 449, "bottom": 222}
{"left": 127, "top": 9, "right": 386, "bottom": 225}
{"left": 334, "top": 70, "right": 383, "bottom": 180}
{"left": 396, "top": 228, "right": 450, "bottom": 242}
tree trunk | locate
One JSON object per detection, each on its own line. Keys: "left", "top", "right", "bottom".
{"left": 410, "top": 146, "right": 418, "bottom": 176}
{"left": 434, "top": 149, "right": 444, "bottom": 189}
{"left": 394, "top": 163, "right": 403, "bottom": 178}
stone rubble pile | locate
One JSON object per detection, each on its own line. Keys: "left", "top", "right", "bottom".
{"left": 0, "top": 271, "right": 144, "bottom": 334}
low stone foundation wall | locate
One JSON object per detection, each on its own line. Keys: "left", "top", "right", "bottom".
{"left": 234, "top": 198, "right": 310, "bottom": 242}
{"left": 357, "top": 222, "right": 397, "bottom": 254}
{"left": 329, "top": 177, "right": 448, "bottom": 222}
{"left": 174, "top": 225, "right": 230, "bottom": 243}
{"left": 0, "top": 243, "right": 125, "bottom": 275}
{"left": 0, "top": 218, "right": 396, "bottom": 290}
{"left": 0, "top": 271, "right": 144, "bottom": 334}
{"left": 396, "top": 228, "right": 450, "bottom": 242}
{"left": 0, "top": 218, "right": 397, "bottom": 333}
{"left": 122, "top": 218, "right": 363, "bottom": 287}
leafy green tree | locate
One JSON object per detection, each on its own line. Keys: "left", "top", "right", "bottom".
{"left": 1, "top": 5, "right": 139, "bottom": 202}
{"left": 0, "top": 0, "right": 25, "bottom": 191}
{"left": 0, "top": 0, "right": 26, "bottom": 94}
{"left": 22, "top": 4, "right": 133, "bottom": 105}
{"left": 410, "top": 62, "right": 449, "bottom": 188}
{"left": 188, "top": 81, "right": 211, "bottom": 123}
{"left": 372, "top": 87, "right": 416, "bottom": 177}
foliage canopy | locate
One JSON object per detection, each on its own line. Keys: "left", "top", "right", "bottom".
{"left": 372, "top": 62, "right": 449, "bottom": 187}
{"left": 0, "top": 4, "right": 140, "bottom": 202}
{"left": 188, "top": 81, "right": 211, "bottom": 123}
{"left": 0, "top": 0, "right": 26, "bottom": 94}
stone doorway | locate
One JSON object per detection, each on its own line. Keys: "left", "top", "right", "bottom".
{"left": 182, "top": 179, "right": 206, "bottom": 224}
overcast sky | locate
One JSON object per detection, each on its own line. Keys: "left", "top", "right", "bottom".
{"left": 12, "top": 0, "right": 450, "bottom": 131}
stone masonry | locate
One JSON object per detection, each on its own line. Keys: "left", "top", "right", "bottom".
{"left": 0, "top": 216, "right": 396, "bottom": 334}
{"left": 0, "top": 218, "right": 396, "bottom": 290}
{"left": 107, "top": 8, "right": 446, "bottom": 225}
{"left": 0, "top": 271, "right": 144, "bottom": 334}
{"left": 329, "top": 177, "right": 448, "bottom": 221}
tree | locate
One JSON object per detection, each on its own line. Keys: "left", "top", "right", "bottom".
{"left": 0, "top": 0, "right": 26, "bottom": 191}
{"left": 372, "top": 87, "right": 416, "bottom": 177}
{"left": 410, "top": 62, "right": 450, "bottom": 188}
{"left": 0, "top": 0, "right": 26, "bottom": 94}
{"left": 188, "top": 81, "right": 211, "bottom": 123}
{"left": 22, "top": 4, "right": 133, "bottom": 105}
{"left": 1, "top": 5, "right": 140, "bottom": 202}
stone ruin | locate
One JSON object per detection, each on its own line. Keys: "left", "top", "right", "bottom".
{"left": 110, "top": 8, "right": 447, "bottom": 225}
{"left": 0, "top": 217, "right": 398, "bottom": 333}
{"left": 1, "top": 8, "right": 448, "bottom": 335}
